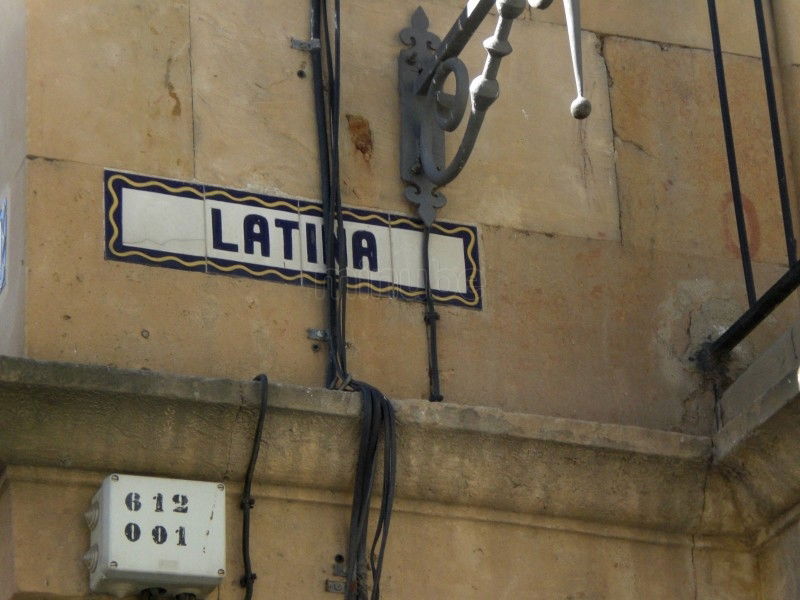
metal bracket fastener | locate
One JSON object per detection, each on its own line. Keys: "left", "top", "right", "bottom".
{"left": 291, "top": 37, "right": 321, "bottom": 52}
{"left": 332, "top": 561, "right": 347, "bottom": 578}
{"left": 325, "top": 554, "right": 347, "bottom": 593}
{"left": 307, "top": 328, "right": 330, "bottom": 342}
{"left": 325, "top": 579, "right": 345, "bottom": 593}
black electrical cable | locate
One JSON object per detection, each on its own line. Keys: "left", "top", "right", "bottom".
{"left": 366, "top": 389, "right": 396, "bottom": 598}
{"left": 422, "top": 226, "right": 443, "bottom": 402}
{"left": 308, "top": 2, "right": 397, "bottom": 597}
{"left": 309, "top": 0, "right": 341, "bottom": 387}
{"left": 344, "top": 382, "right": 396, "bottom": 600}
{"left": 239, "top": 374, "right": 269, "bottom": 600}
{"left": 312, "top": 0, "right": 350, "bottom": 387}
{"left": 327, "top": 0, "right": 350, "bottom": 384}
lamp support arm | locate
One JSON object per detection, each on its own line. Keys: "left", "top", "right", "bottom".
{"left": 413, "top": 0, "right": 496, "bottom": 96}
{"left": 399, "top": 0, "right": 590, "bottom": 227}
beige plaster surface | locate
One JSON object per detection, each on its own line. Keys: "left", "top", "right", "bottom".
{"left": 431, "top": 225, "right": 796, "bottom": 433}
{"left": 25, "top": 158, "right": 328, "bottom": 389}
{"left": 0, "top": 356, "right": 713, "bottom": 534}
{"left": 772, "top": 0, "right": 800, "bottom": 66}
{"left": 17, "top": 0, "right": 800, "bottom": 432}
{"left": 0, "top": 468, "right": 762, "bottom": 600}
{"left": 1, "top": 348, "right": 799, "bottom": 599}
{"left": 533, "top": 0, "right": 763, "bottom": 58}
{"left": 190, "top": 0, "right": 319, "bottom": 201}
{"left": 692, "top": 547, "right": 759, "bottom": 600}
{"left": 607, "top": 36, "right": 795, "bottom": 266}
{"left": 26, "top": 0, "right": 194, "bottom": 179}
{"left": 8, "top": 2, "right": 800, "bottom": 598}
{"left": 713, "top": 374, "right": 800, "bottom": 534}
{"left": 16, "top": 158, "right": 335, "bottom": 388}
{"left": 2, "top": 352, "right": 798, "bottom": 543}
{"left": 191, "top": 1, "right": 619, "bottom": 242}
{"left": 350, "top": 7, "right": 619, "bottom": 242}
{"left": 757, "top": 517, "right": 800, "bottom": 600}
{"left": 0, "top": 478, "right": 15, "bottom": 600}
{"left": 776, "top": 63, "right": 800, "bottom": 235}
{"left": 24, "top": 158, "right": 799, "bottom": 433}
{"left": 765, "top": 2, "right": 800, "bottom": 287}
{"left": 396, "top": 0, "right": 765, "bottom": 58}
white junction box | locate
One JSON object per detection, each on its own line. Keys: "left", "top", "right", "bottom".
{"left": 84, "top": 474, "right": 226, "bottom": 598}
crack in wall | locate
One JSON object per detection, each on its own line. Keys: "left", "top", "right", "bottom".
{"left": 187, "top": 0, "right": 198, "bottom": 179}
{"left": 222, "top": 390, "right": 246, "bottom": 481}
{"left": 692, "top": 450, "right": 715, "bottom": 600}
{"left": 598, "top": 34, "right": 624, "bottom": 249}
{"left": 615, "top": 135, "right": 651, "bottom": 157}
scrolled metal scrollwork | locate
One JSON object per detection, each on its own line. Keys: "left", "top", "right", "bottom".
{"left": 399, "top": 0, "right": 591, "bottom": 226}
{"left": 430, "top": 58, "right": 469, "bottom": 134}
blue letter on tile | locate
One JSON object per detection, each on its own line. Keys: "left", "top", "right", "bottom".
{"left": 211, "top": 208, "right": 239, "bottom": 252}
{"left": 274, "top": 219, "right": 299, "bottom": 260}
{"left": 352, "top": 231, "right": 378, "bottom": 272}
{"left": 305, "top": 223, "right": 318, "bottom": 264}
{"left": 243, "top": 214, "right": 270, "bottom": 257}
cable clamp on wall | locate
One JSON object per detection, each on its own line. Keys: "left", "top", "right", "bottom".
{"left": 290, "top": 37, "right": 321, "bottom": 52}
{"left": 424, "top": 310, "right": 440, "bottom": 324}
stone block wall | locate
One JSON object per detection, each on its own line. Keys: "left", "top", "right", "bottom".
{"left": 6, "top": 3, "right": 800, "bottom": 430}
{"left": 2, "top": 469, "right": 762, "bottom": 600}
{"left": 0, "top": 359, "right": 773, "bottom": 600}
{"left": 758, "top": 517, "right": 800, "bottom": 599}
{"left": 2, "top": 3, "right": 800, "bottom": 599}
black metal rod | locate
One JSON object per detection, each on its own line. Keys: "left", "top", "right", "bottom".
{"left": 753, "top": 0, "right": 797, "bottom": 266}
{"left": 422, "top": 227, "right": 443, "bottom": 402}
{"left": 414, "top": 0, "right": 495, "bottom": 94}
{"left": 705, "top": 259, "right": 800, "bottom": 362}
{"left": 707, "top": 0, "right": 757, "bottom": 307}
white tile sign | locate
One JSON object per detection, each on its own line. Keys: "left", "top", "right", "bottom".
{"left": 104, "top": 170, "right": 482, "bottom": 308}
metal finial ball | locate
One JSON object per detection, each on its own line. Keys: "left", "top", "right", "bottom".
{"left": 570, "top": 96, "right": 591, "bottom": 120}
{"left": 528, "top": 0, "right": 554, "bottom": 8}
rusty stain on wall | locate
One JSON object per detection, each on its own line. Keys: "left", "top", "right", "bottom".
{"left": 346, "top": 114, "right": 373, "bottom": 161}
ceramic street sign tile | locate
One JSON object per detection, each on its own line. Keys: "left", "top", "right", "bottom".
{"left": 104, "top": 170, "right": 481, "bottom": 309}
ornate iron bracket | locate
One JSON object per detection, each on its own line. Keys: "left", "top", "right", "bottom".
{"left": 398, "top": 0, "right": 590, "bottom": 226}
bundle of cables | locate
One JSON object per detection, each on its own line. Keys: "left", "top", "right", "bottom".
{"left": 308, "top": 0, "right": 398, "bottom": 598}
{"left": 239, "top": 4, "right": 397, "bottom": 597}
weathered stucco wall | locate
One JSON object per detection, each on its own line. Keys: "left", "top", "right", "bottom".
{"left": 0, "top": 0, "right": 800, "bottom": 600}
{"left": 773, "top": 0, "right": 800, "bottom": 219}
{"left": 0, "top": 357, "right": 780, "bottom": 600}
{"left": 0, "top": 0, "right": 26, "bottom": 357}
{"left": 3, "top": 469, "right": 761, "bottom": 600}
{"left": 4, "top": 1, "right": 800, "bottom": 597}
{"left": 16, "top": 0, "right": 800, "bottom": 436}
{"left": 1, "top": 314, "right": 799, "bottom": 599}
{"left": 758, "top": 517, "right": 800, "bottom": 600}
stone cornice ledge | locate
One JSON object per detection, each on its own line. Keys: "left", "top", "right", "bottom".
{"left": 0, "top": 356, "right": 725, "bottom": 541}
{"left": 712, "top": 322, "right": 800, "bottom": 541}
